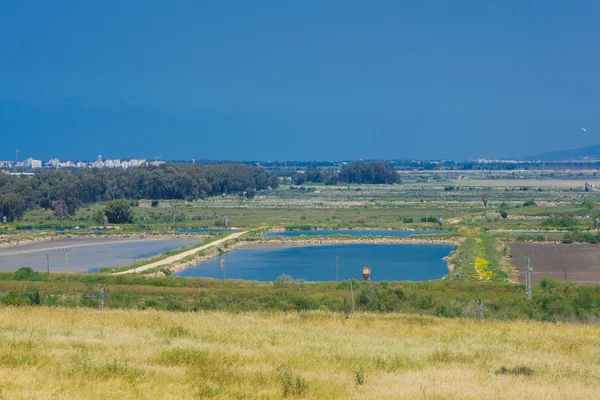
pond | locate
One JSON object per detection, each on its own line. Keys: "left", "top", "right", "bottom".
{"left": 173, "top": 243, "right": 455, "bottom": 282}
{"left": 0, "top": 238, "right": 201, "bottom": 273}
{"left": 263, "top": 230, "right": 449, "bottom": 238}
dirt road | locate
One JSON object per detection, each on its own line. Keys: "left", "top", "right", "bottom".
{"left": 113, "top": 231, "right": 247, "bottom": 275}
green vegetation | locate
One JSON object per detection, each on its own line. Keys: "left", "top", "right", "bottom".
{"left": 0, "top": 269, "right": 598, "bottom": 322}
{"left": 104, "top": 199, "right": 134, "bottom": 224}
{"left": 0, "top": 163, "right": 277, "bottom": 222}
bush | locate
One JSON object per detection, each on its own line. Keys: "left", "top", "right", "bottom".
{"left": 13, "top": 267, "right": 47, "bottom": 282}
{"left": 151, "top": 200, "right": 159, "bottom": 207}
{"left": 274, "top": 274, "right": 304, "bottom": 289}
{"left": 522, "top": 200, "right": 537, "bottom": 207}
{"left": 281, "top": 372, "right": 309, "bottom": 397}
{"left": 495, "top": 365, "right": 535, "bottom": 377}
{"left": 104, "top": 200, "right": 134, "bottom": 224}
{"left": 499, "top": 210, "right": 508, "bottom": 219}
{"left": 403, "top": 217, "right": 414, "bottom": 223}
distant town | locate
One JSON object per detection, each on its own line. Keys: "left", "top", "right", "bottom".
{"left": 0, "top": 155, "right": 165, "bottom": 170}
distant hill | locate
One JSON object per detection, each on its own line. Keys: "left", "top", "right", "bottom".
{"left": 525, "top": 145, "right": 600, "bottom": 161}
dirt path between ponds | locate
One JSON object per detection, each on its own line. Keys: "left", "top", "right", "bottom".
{"left": 113, "top": 231, "right": 248, "bottom": 275}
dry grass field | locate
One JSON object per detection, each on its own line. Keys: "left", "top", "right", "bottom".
{"left": 1, "top": 307, "right": 599, "bottom": 399}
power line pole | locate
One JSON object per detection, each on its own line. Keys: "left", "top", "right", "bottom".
{"left": 46, "top": 253, "right": 50, "bottom": 275}
{"left": 62, "top": 249, "right": 70, "bottom": 284}
{"left": 476, "top": 300, "right": 485, "bottom": 322}
{"left": 15, "top": 149, "right": 20, "bottom": 164}
{"left": 85, "top": 286, "right": 106, "bottom": 311}
{"left": 350, "top": 280, "right": 355, "bottom": 312}
{"left": 525, "top": 256, "right": 532, "bottom": 300}
{"left": 336, "top": 256, "right": 339, "bottom": 282}
{"left": 563, "top": 264, "right": 568, "bottom": 282}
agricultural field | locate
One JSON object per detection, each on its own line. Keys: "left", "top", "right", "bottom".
{"left": 1, "top": 306, "right": 599, "bottom": 399}
{"left": 510, "top": 243, "right": 600, "bottom": 285}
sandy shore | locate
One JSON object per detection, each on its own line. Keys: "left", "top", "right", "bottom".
{"left": 242, "top": 237, "right": 459, "bottom": 248}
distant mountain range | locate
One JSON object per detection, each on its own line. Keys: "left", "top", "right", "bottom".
{"left": 524, "top": 145, "right": 600, "bottom": 161}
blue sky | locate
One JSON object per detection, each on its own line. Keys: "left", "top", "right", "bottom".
{"left": 0, "top": 1, "right": 598, "bottom": 161}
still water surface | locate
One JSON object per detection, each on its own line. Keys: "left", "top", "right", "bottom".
{"left": 0, "top": 238, "right": 200, "bottom": 273}
{"left": 174, "top": 243, "right": 454, "bottom": 282}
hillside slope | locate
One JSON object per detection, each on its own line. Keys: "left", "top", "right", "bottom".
{"left": 527, "top": 144, "right": 600, "bottom": 161}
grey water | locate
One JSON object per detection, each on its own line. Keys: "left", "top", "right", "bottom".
{"left": 263, "top": 229, "right": 449, "bottom": 238}
{"left": 173, "top": 243, "right": 455, "bottom": 282}
{"left": 0, "top": 238, "right": 200, "bottom": 273}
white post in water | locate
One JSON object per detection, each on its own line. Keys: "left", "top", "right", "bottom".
{"left": 525, "top": 256, "right": 532, "bottom": 299}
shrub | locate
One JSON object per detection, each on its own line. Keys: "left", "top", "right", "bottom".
{"left": 561, "top": 233, "right": 573, "bottom": 243}
{"left": 13, "top": 267, "right": 47, "bottom": 282}
{"left": 274, "top": 274, "right": 304, "bottom": 289}
{"left": 355, "top": 368, "right": 365, "bottom": 386}
{"left": 499, "top": 210, "right": 508, "bottom": 219}
{"left": 495, "top": 365, "right": 535, "bottom": 377}
{"left": 151, "top": 200, "right": 159, "bottom": 207}
{"left": 403, "top": 217, "right": 414, "bottom": 223}
{"left": 281, "top": 372, "right": 309, "bottom": 397}
{"left": 522, "top": 200, "right": 537, "bottom": 207}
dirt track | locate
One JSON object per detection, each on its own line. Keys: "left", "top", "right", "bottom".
{"left": 113, "top": 231, "right": 247, "bottom": 275}
{"left": 510, "top": 243, "right": 600, "bottom": 284}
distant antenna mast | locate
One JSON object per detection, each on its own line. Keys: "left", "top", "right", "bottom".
{"left": 15, "top": 149, "right": 20, "bottom": 164}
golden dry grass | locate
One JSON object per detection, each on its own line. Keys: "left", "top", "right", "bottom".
{"left": 1, "top": 307, "right": 599, "bottom": 399}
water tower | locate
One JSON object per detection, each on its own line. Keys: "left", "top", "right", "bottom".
{"left": 361, "top": 266, "right": 371, "bottom": 281}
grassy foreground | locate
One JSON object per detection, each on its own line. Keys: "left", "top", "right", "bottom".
{"left": 1, "top": 307, "right": 599, "bottom": 399}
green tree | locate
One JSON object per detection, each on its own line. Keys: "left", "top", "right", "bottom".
{"left": 0, "top": 193, "right": 26, "bottom": 222}
{"left": 103, "top": 200, "right": 134, "bottom": 224}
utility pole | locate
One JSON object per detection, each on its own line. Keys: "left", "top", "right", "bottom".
{"left": 85, "top": 286, "right": 106, "bottom": 311}
{"left": 46, "top": 253, "right": 50, "bottom": 275}
{"left": 63, "top": 249, "right": 70, "bottom": 284}
{"left": 99, "top": 286, "right": 105, "bottom": 310}
{"left": 563, "top": 264, "right": 568, "bottom": 282}
{"left": 476, "top": 300, "right": 485, "bottom": 322}
{"left": 172, "top": 212, "right": 176, "bottom": 227}
{"left": 350, "top": 280, "right": 355, "bottom": 312}
{"left": 336, "top": 256, "right": 339, "bottom": 282}
{"left": 525, "top": 256, "right": 532, "bottom": 300}
{"left": 15, "top": 149, "right": 20, "bottom": 164}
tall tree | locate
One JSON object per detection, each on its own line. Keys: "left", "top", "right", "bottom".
{"left": 103, "top": 200, "right": 134, "bottom": 224}
{"left": 0, "top": 193, "right": 26, "bottom": 222}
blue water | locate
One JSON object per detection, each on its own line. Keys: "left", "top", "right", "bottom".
{"left": 264, "top": 230, "right": 449, "bottom": 238}
{"left": 174, "top": 243, "right": 454, "bottom": 282}
{"left": 495, "top": 231, "right": 566, "bottom": 235}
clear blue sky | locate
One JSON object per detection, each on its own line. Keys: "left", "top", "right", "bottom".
{"left": 1, "top": 1, "right": 598, "bottom": 161}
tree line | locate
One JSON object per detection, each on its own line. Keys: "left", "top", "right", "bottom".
{"left": 292, "top": 161, "right": 399, "bottom": 185}
{"left": 0, "top": 164, "right": 278, "bottom": 221}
